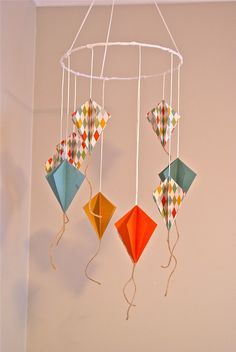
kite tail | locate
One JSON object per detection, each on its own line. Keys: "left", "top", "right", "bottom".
{"left": 163, "top": 224, "right": 179, "bottom": 297}
{"left": 123, "top": 263, "right": 137, "bottom": 320}
{"left": 85, "top": 239, "right": 102, "bottom": 285}
{"left": 49, "top": 212, "right": 69, "bottom": 270}
{"left": 163, "top": 144, "right": 171, "bottom": 158}
{"left": 84, "top": 160, "right": 102, "bottom": 219}
{"left": 161, "top": 221, "right": 179, "bottom": 269}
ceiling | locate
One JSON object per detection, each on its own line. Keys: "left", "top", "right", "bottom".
{"left": 34, "top": 0, "right": 234, "bottom": 6}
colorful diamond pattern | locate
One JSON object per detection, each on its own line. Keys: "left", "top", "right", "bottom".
{"left": 72, "top": 99, "right": 111, "bottom": 154}
{"left": 153, "top": 177, "right": 185, "bottom": 230}
{"left": 147, "top": 100, "right": 180, "bottom": 147}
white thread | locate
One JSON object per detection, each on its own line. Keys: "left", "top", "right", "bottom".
{"left": 60, "top": 67, "right": 65, "bottom": 143}
{"left": 90, "top": 48, "right": 94, "bottom": 99}
{"left": 135, "top": 46, "right": 142, "bottom": 206}
{"left": 60, "top": 41, "right": 183, "bottom": 81}
{"left": 100, "top": 0, "right": 115, "bottom": 78}
{"left": 66, "top": 0, "right": 95, "bottom": 56}
{"left": 162, "top": 72, "right": 166, "bottom": 100}
{"left": 66, "top": 56, "right": 70, "bottom": 151}
{"left": 168, "top": 53, "right": 173, "bottom": 177}
{"left": 99, "top": 79, "right": 106, "bottom": 193}
{"left": 177, "top": 65, "right": 180, "bottom": 158}
{"left": 73, "top": 74, "right": 77, "bottom": 133}
{"left": 154, "top": 1, "right": 180, "bottom": 55}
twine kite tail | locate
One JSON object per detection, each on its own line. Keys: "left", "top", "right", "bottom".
{"left": 123, "top": 263, "right": 137, "bottom": 320}
{"left": 161, "top": 222, "right": 180, "bottom": 269}
{"left": 85, "top": 161, "right": 102, "bottom": 219}
{"left": 163, "top": 144, "right": 171, "bottom": 158}
{"left": 49, "top": 212, "right": 68, "bottom": 270}
{"left": 85, "top": 239, "right": 102, "bottom": 285}
{"left": 164, "top": 226, "right": 179, "bottom": 296}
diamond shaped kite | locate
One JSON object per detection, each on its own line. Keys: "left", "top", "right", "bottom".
{"left": 147, "top": 100, "right": 180, "bottom": 148}
{"left": 159, "top": 158, "right": 197, "bottom": 193}
{"left": 72, "top": 99, "right": 111, "bottom": 154}
{"left": 45, "top": 132, "right": 87, "bottom": 174}
{"left": 46, "top": 159, "right": 85, "bottom": 213}
{"left": 83, "top": 192, "right": 116, "bottom": 239}
{"left": 153, "top": 177, "right": 185, "bottom": 230}
{"left": 115, "top": 205, "right": 157, "bottom": 263}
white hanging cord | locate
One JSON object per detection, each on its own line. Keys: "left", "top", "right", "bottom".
{"left": 66, "top": 57, "right": 71, "bottom": 148}
{"left": 100, "top": 0, "right": 115, "bottom": 78}
{"left": 60, "top": 67, "right": 65, "bottom": 143}
{"left": 99, "top": 79, "right": 106, "bottom": 193}
{"left": 90, "top": 48, "right": 94, "bottom": 99}
{"left": 177, "top": 65, "right": 180, "bottom": 158}
{"left": 66, "top": 0, "right": 95, "bottom": 56}
{"left": 154, "top": 0, "right": 180, "bottom": 55}
{"left": 73, "top": 75, "right": 77, "bottom": 133}
{"left": 168, "top": 53, "right": 173, "bottom": 177}
{"left": 162, "top": 72, "right": 166, "bottom": 100}
{"left": 135, "top": 46, "right": 142, "bottom": 206}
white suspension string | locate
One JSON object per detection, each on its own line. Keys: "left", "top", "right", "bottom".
{"left": 168, "top": 53, "right": 173, "bottom": 177}
{"left": 177, "top": 65, "right": 180, "bottom": 158}
{"left": 66, "top": 0, "right": 95, "bottom": 56}
{"left": 99, "top": 79, "right": 106, "bottom": 193}
{"left": 66, "top": 57, "right": 71, "bottom": 149}
{"left": 162, "top": 72, "right": 166, "bottom": 100}
{"left": 154, "top": 0, "right": 180, "bottom": 55}
{"left": 135, "top": 46, "right": 142, "bottom": 206}
{"left": 100, "top": 0, "right": 115, "bottom": 78}
{"left": 90, "top": 48, "right": 94, "bottom": 99}
{"left": 60, "top": 67, "right": 65, "bottom": 143}
{"left": 73, "top": 74, "right": 77, "bottom": 133}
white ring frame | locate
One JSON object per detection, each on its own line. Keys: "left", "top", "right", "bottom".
{"left": 60, "top": 41, "right": 183, "bottom": 81}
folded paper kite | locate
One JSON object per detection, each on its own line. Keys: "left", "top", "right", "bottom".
{"left": 147, "top": 100, "right": 180, "bottom": 150}
{"left": 72, "top": 99, "right": 111, "bottom": 154}
{"left": 115, "top": 205, "right": 157, "bottom": 319}
{"left": 46, "top": 159, "right": 85, "bottom": 213}
{"left": 45, "top": 132, "right": 87, "bottom": 174}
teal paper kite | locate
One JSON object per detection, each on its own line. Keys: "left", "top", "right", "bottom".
{"left": 46, "top": 159, "right": 85, "bottom": 212}
{"left": 159, "top": 158, "right": 196, "bottom": 193}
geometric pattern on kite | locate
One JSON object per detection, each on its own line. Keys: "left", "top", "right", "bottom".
{"left": 115, "top": 205, "right": 157, "bottom": 263}
{"left": 72, "top": 99, "right": 111, "bottom": 154}
{"left": 83, "top": 192, "right": 116, "bottom": 240}
{"left": 147, "top": 100, "right": 180, "bottom": 147}
{"left": 45, "top": 132, "right": 87, "bottom": 174}
{"left": 153, "top": 177, "right": 185, "bottom": 230}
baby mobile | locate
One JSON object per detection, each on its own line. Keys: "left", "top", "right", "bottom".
{"left": 44, "top": 0, "right": 196, "bottom": 319}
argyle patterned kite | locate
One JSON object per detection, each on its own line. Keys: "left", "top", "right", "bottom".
{"left": 72, "top": 99, "right": 111, "bottom": 154}
{"left": 153, "top": 177, "right": 185, "bottom": 230}
{"left": 147, "top": 100, "right": 180, "bottom": 148}
{"left": 45, "top": 132, "right": 87, "bottom": 174}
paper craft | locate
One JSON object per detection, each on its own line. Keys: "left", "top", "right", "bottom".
{"left": 46, "top": 159, "right": 85, "bottom": 212}
{"left": 153, "top": 177, "right": 185, "bottom": 230}
{"left": 115, "top": 205, "right": 157, "bottom": 263}
{"left": 83, "top": 192, "right": 116, "bottom": 239}
{"left": 72, "top": 99, "right": 111, "bottom": 154}
{"left": 147, "top": 100, "right": 180, "bottom": 148}
{"left": 45, "top": 132, "right": 87, "bottom": 174}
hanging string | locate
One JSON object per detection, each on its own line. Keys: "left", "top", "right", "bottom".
{"left": 66, "top": 56, "right": 71, "bottom": 154}
{"left": 85, "top": 239, "right": 102, "bottom": 285}
{"left": 123, "top": 263, "right": 136, "bottom": 320}
{"left": 153, "top": 0, "right": 180, "bottom": 56}
{"left": 135, "top": 46, "right": 142, "bottom": 205}
{"left": 49, "top": 212, "right": 69, "bottom": 270}
{"left": 73, "top": 75, "right": 77, "bottom": 133}
{"left": 177, "top": 65, "right": 180, "bottom": 158}
{"left": 162, "top": 72, "right": 166, "bottom": 100}
{"left": 168, "top": 53, "right": 173, "bottom": 178}
{"left": 99, "top": 79, "right": 106, "bottom": 193}
{"left": 90, "top": 48, "right": 94, "bottom": 100}
{"left": 60, "top": 67, "right": 65, "bottom": 143}
{"left": 66, "top": 0, "right": 95, "bottom": 56}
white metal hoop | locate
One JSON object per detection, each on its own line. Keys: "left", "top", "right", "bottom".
{"left": 60, "top": 41, "right": 183, "bottom": 81}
